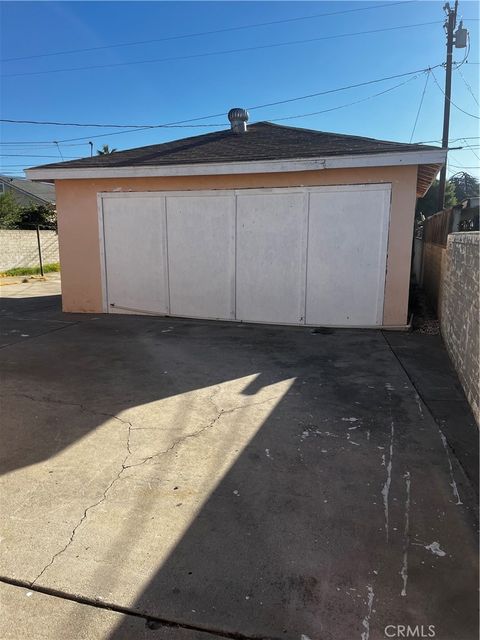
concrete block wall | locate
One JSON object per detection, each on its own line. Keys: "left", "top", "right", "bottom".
{"left": 0, "top": 230, "right": 59, "bottom": 272}
{"left": 440, "top": 232, "right": 479, "bottom": 424}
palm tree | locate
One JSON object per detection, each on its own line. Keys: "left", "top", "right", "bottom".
{"left": 97, "top": 144, "right": 117, "bottom": 155}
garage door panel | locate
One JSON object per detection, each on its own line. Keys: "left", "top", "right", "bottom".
{"left": 236, "top": 192, "right": 308, "bottom": 325}
{"left": 167, "top": 195, "right": 235, "bottom": 320}
{"left": 305, "top": 187, "right": 390, "bottom": 326}
{"left": 103, "top": 196, "right": 168, "bottom": 315}
{"left": 101, "top": 185, "right": 391, "bottom": 327}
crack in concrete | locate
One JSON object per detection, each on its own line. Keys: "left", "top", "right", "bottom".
{"left": 123, "top": 392, "right": 281, "bottom": 471}
{"left": 2, "top": 392, "right": 136, "bottom": 586}
{"left": 24, "top": 395, "right": 135, "bottom": 587}
{"left": 30, "top": 453, "right": 130, "bottom": 587}
{"left": 1, "top": 392, "right": 135, "bottom": 430}
{"left": 8, "top": 388, "right": 280, "bottom": 586}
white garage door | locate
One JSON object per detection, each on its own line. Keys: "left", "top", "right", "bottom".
{"left": 102, "top": 195, "right": 169, "bottom": 315}
{"left": 99, "top": 184, "right": 391, "bottom": 326}
{"left": 236, "top": 192, "right": 308, "bottom": 324}
{"left": 306, "top": 186, "right": 391, "bottom": 326}
{"left": 166, "top": 194, "right": 236, "bottom": 320}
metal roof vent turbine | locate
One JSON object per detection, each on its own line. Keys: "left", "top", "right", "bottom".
{"left": 228, "top": 108, "right": 249, "bottom": 134}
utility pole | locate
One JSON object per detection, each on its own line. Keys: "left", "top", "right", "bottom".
{"left": 437, "top": 1, "right": 458, "bottom": 212}
{"left": 437, "top": 1, "right": 468, "bottom": 211}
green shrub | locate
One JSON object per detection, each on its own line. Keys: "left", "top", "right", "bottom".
{"left": 1, "top": 262, "right": 60, "bottom": 277}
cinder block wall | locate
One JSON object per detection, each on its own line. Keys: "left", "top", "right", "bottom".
{"left": 0, "top": 230, "right": 59, "bottom": 272}
{"left": 440, "top": 232, "right": 479, "bottom": 424}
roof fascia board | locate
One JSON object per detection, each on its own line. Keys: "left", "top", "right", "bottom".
{"left": 26, "top": 149, "right": 446, "bottom": 181}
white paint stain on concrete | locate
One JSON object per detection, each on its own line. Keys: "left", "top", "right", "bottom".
{"left": 381, "top": 419, "right": 395, "bottom": 541}
{"left": 385, "top": 383, "right": 395, "bottom": 391}
{"left": 265, "top": 448, "right": 272, "bottom": 459}
{"left": 342, "top": 417, "right": 358, "bottom": 422}
{"left": 438, "top": 429, "right": 463, "bottom": 505}
{"left": 425, "top": 541, "right": 446, "bottom": 557}
{"left": 361, "top": 585, "right": 375, "bottom": 640}
{"left": 415, "top": 393, "right": 424, "bottom": 419}
{"left": 400, "top": 471, "right": 411, "bottom": 597}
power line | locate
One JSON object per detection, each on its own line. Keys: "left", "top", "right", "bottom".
{"left": 448, "top": 163, "right": 480, "bottom": 169}
{"left": 0, "top": 118, "right": 224, "bottom": 129}
{"left": 412, "top": 136, "right": 480, "bottom": 143}
{"left": 0, "top": 140, "right": 88, "bottom": 147}
{"left": 409, "top": 70, "right": 430, "bottom": 142}
{"left": 1, "top": 1, "right": 415, "bottom": 63}
{"left": 2, "top": 74, "right": 424, "bottom": 138}
{"left": 461, "top": 138, "right": 480, "bottom": 161}
{"left": 6, "top": 135, "right": 476, "bottom": 147}
{"left": 0, "top": 64, "right": 443, "bottom": 144}
{"left": 430, "top": 68, "right": 480, "bottom": 119}
{"left": 246, "top": 65, "right": 444, "bottom": 111}
{"left": 456, "top": 66, "right": 479, "bottom": 106}
{"left": 0, "top": 154, "right": 82, "bottom": 158}
{"left": 54, "top": 142, "right": 64, "bottom": 161}
{"left": 1, "top": 21, "right": 444, "bottom": 79}
{"left": 267, "top": 74, "right": 423, "bottom": 123}
{"left": 448, "top": 152, "right": 479, "bottom": 170}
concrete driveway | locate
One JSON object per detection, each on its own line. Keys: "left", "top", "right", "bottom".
{"left": 0, "top": 278, "right": 478, "bottom": 640}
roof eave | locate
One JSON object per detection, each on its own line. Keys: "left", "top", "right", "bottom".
{"left": 26, "top": 149, "right": 447, "bottom": 181}
{"left": 416, "top": 163, "right": 443, "bottom": 197}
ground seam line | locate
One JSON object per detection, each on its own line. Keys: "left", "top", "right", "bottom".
{"left": 0, "top": 576, "right": 273, "bottom": 640}
{"left": 380, "top": 330, "right": 477, "bottom": 501}
{"left": 0, "top": 319, "right": 83, "bottom": 350}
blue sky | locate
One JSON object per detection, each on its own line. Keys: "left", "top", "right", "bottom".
{"left": 1, "top": 1, "right": 478, "bottom": 179}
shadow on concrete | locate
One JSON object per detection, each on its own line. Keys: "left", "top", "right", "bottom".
{"left": 384, "top": 331, "right": 479, "bottom": 496}
{"left": 1, "top": 293, "right": 478, "bottom": 639}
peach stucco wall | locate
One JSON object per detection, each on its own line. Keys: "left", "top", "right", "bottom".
{"left": 55, "top": 165, "right": 418, "bottom": 326}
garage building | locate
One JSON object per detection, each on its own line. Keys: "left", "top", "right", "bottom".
{"left": 27, "top": 111, "right": 446, "bottom": 328}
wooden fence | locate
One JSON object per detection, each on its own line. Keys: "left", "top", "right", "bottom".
{"left": 423, "top": 204, "right": 479, "bottom": 246}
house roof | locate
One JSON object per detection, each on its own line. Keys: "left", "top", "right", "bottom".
{"left": 0, "top": 175, "right": 56, "bottom": 204}
{"left": 26, "top": 122, "right": 446, "bottom": 197}
{"left": 28, "top": 122, "right": 441, "bottom": 171}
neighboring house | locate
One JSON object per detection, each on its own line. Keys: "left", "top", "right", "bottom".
{"left": 0, "top": 175, "right": 56, "bottom": 207}
{"left": 26, "top": 110, "right": 446, "bottom": 328}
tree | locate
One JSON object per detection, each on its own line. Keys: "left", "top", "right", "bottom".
{"left": 14, "top": 203, "right": 57, "bottom": 229}
{"left": 415, "top": 179, "right": 457, "bottom": 220}
{"left": 97, "top": 144, "right": 117, "bottom": 155}
{"left": 449, "top": 172, "right": 479, "bottom": 202}
{"left": 0, "top": 191, "right": 21, "bottom": 228}
{"left": 0, "top": 194, "right": 56, "bottom": 229}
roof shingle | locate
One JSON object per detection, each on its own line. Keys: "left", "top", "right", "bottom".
{"left": 28, "top": 122, "right": 440, "bottom": 171}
